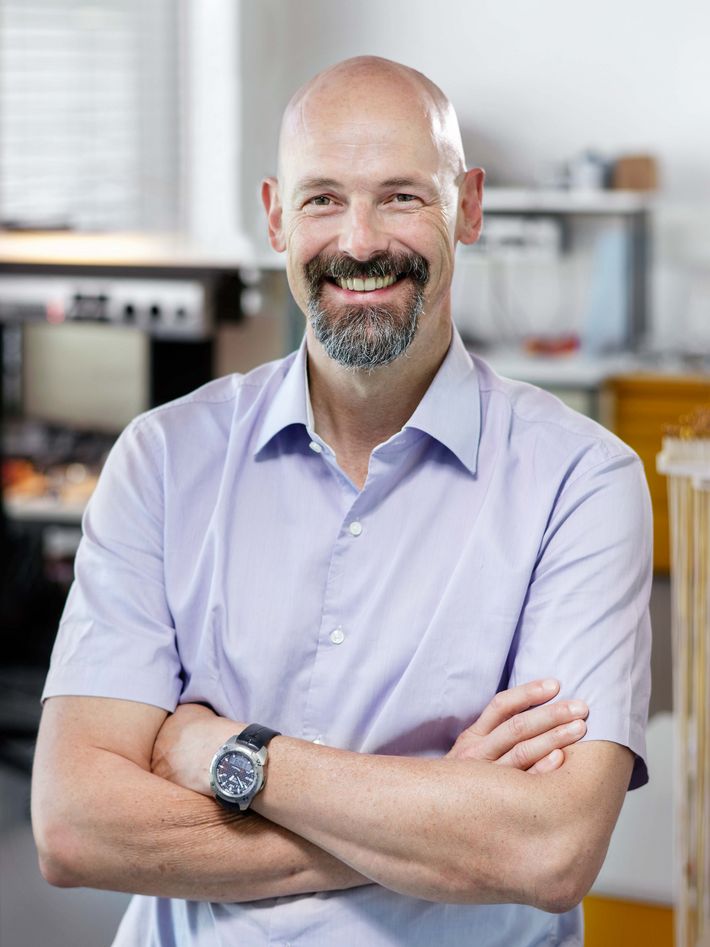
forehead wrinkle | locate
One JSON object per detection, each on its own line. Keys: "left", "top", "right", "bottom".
{"left": 283, "top": 116, "right": 444, "bottom": 197}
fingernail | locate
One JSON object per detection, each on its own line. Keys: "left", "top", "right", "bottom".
{"left": 542, "top": 679, "right": 558, "bottom": 692}
{"left": 567, "top": 720, "right": 585, "bottom": 734}
{"left": 568, "top": 701, "right": 588, "bottom": 716}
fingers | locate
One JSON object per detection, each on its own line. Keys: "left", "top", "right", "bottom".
{"left": 478, "top": 696, "right": 589, "bottom": 761}
{"left": 448, "top": 680, "right": 589, "bottom": 771}
{"left": 496, "top": 718, "right": 587, "bottom": 771}
{"left": 529, "top": 749, "right": 564, "bottom": 774}
{"left": 471, "top": 679, "right": 561, "bottom": 737}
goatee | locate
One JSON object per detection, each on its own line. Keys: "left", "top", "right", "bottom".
{"left": 304, "top": 251, "right": 429, "bottom": 370}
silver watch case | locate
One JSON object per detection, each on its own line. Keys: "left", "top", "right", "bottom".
{"left": 209, "top": 739, "right": 269, "bottom": 811}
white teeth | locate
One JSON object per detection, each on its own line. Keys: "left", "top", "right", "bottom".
{"left": 336, "top": 273, "right": 398, "bottom": 292}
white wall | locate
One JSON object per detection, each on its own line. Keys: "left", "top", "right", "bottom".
{"left": 234, "top": 0, "right": 710, "bottom": 346}
{"left": 239, "top": 0, "right": 709, "bottom": 210}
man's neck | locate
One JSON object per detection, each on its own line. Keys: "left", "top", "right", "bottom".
{"left": 306, "top": 323, "right": 452, "bottom": 489}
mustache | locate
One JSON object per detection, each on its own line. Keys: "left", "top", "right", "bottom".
{"left": 304, "top": 251, "right": 429, "bottom": 287}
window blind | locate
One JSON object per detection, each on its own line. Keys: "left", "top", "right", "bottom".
{"left": 0, "top": 0, "right": 180, "bottom": 231}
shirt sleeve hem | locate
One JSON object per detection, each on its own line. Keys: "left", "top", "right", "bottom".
{"left": 41, "top": 666, "right": 181, "bottom": 713}
{"left": 582, "top": 724, "right": 648, "bottom": 791}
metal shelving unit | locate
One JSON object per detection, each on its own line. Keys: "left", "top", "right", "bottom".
{"left": 479, "top": 187, "right": 652, "bottom": 351}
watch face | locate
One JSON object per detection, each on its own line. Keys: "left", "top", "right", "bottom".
{"left": 215, "top": 750, "right": 257, "bottom": 799}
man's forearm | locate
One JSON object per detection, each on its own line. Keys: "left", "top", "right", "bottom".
{"left": 254, "top": 737, "right": 554, "bottom": 906}
{"left": 34, "top": 687, "right": 601, "bottom": 905}
{"left": 32, "top": 699, "right": 369, "bottom": 902}
{"left": 251, "top": 735, "right": 631, "bottom": 912}
{"left": 35, "top": 749, "right": 368, "bottom": 901}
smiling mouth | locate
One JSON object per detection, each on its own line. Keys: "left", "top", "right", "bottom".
{"left": 330, "top": 273, "right": 400, "bottom": 293}
{"left": 306, "top": 251, "right": 429, "bottom": 301}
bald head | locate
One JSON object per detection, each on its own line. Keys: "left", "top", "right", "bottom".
{"left": 277, "top": 56, "right": 466, "bottom": 184}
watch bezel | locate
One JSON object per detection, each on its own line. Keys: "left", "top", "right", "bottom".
{"left": 209, "top": 742, "right": 265, "bottom": 808}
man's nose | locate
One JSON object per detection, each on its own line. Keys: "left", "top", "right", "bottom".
{"left": 338, "top": 202, "right": 389, "bottom": 261}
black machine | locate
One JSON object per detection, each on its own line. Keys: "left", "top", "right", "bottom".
{"left": 0, "top": 260, "right": 244, "bottom": 770}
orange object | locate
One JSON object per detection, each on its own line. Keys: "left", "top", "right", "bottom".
{"left": 602, "top": 373, "right": 710, "bottom": 572}
{"left": 583, "top": 895, "right": 673, "bottom": 947}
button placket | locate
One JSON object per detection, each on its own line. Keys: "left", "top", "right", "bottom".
{"left": 301, "top": 491, "right": 372, "bottom": 748}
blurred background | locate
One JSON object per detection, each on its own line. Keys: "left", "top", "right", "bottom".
{"left": 2, "top": 1, "right": 709, "bottom": 944}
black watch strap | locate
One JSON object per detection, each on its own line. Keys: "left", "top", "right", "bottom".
{"left": 236, "top": 723, "right": 281, "bottom": 751}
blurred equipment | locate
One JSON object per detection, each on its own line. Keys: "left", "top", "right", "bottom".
{"left": 657, "top": 410, "right": 710, "bottom": 947}
{"left": 452, "top": 187, "right": 651, "bottom": 354}
{"left": 567, "top": 150, "right": 608, "bottom": 191}
{"left": 2, "top": 422, "right": 112, "bottom": 523}
{"left": 0, "top": 260, "right": 245, "bottom": 763}
{"left": 0, "top": 274, "right": 210, "bottom": 338}
{"left": 0, "top": 264, "right": 248, "bottom": 424}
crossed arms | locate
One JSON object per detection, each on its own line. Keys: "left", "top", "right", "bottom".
{"left": 32, "top": 680, "right": 632, "bottom": 914}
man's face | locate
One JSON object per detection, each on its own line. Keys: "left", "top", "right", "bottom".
{"left": 266, "top": 83, "right": 475, "bottom": 369}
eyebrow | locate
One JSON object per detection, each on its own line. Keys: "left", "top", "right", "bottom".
{"left": 379, "top": 177, "right": 429, "bottom": 190}
{"left": 294, "top": 177, "right": 342, "bottom": 195}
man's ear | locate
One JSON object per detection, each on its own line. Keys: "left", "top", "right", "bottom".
{"left": 456, "top": 167, "right": 485, "bottom": 245}
{"left": 261, "top": 176, "right": 286, "bottom": 252}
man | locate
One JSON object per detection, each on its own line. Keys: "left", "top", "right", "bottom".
{"left": 32, "top": 57, "right": 652, "bottom": 946}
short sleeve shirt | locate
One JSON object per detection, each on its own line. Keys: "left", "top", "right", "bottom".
{"left": 43, "top": 329, "right": 653, "bottom": 947}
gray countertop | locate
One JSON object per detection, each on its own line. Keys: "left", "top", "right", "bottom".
{"left": 481, "top": 346, "right": 710, "bottom": 388}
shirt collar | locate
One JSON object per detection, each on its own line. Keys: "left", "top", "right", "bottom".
{"left": 254, "top": 335, "right": 311, "bottom": 456}
{"left": 403, "top": 327, "right": 480, "bottom": 475}
{"left": 255, "top": 328, "right": 481, "bottom": 475}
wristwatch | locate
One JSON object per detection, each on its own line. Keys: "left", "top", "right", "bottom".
{"left": 209, "top": 724, "right": 281, "bottom": 811}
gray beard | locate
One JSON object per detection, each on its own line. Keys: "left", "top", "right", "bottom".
{"left": 307, "top": 286, "right": 424, "bottom": 370}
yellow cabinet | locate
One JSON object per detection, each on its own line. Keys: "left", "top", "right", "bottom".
{"left": 602, "top": 374, "right": 710, "bottom": 572}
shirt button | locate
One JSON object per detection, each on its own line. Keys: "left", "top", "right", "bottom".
{"left": 329, "top": 627, "right": 345, "bottom": 644}
{"left": 348, "top": 521, "right": 362, "bottom": 536}
{"left": 309, "top": 440, "right": 323, "bottom": 453}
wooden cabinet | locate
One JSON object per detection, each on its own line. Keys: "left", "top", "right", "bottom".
{"left": 602, "top": 374, "right": 710, "bottom": 572}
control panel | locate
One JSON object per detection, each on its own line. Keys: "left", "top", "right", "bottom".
{"left": 0, "top": 275, "right": 210, "bottom": 338}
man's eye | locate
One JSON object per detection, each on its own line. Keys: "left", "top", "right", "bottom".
{"left": 393, "top": 193, "right": 417, "bottom": 203}
{"left": 309, "top": 196, "right": 332, "bottom": 206}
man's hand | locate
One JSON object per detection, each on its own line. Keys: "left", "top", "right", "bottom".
{"left": 151, "top": 703, "right": 233, "bottom": 796}
{"left": 151, "top": 678, "right": 587, "bottom": 795}
{"left": 446, "top": 678, "right": 587, "bottom": 772}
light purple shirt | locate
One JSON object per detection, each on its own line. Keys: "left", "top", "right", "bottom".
{"left": 43, "top": 328, "right": 652, "bottom": 947}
